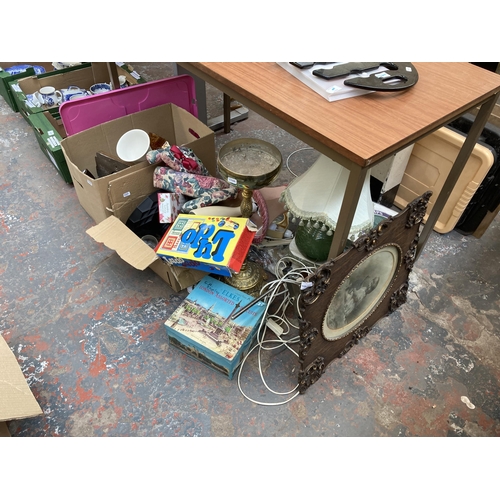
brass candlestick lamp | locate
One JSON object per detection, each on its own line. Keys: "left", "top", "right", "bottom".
{"left": 217, "top": 138, "right": 282, "bottom": 296}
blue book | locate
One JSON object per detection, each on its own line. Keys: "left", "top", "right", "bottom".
{"left": 165, "top": 276, "right": 266, "bottom": 379}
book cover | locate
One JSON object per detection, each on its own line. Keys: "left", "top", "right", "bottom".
{"left": 156, "top": 214, "right": 255, "bottom": 277}
{"left": 165, "top": 275, "right": 266, "bottom": 379}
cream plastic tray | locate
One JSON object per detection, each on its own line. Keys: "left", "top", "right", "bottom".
{"left": 394, "top": 126, "right": 495, "bottom": 233}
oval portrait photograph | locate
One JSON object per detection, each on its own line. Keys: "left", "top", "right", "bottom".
{"left": 323, "top": 245, "right": 401, "bottom": 340}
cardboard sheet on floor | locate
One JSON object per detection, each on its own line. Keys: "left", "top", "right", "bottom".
{"left": 0, "top": 335, "right": 42, "bottom": 433}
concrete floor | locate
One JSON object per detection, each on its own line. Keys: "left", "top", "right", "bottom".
{"left": 1, "top": 63, "right": 500, "bottom": 438}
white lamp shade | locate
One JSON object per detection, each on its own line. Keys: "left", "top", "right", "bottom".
{"left": 280, "top": 154, "right": 374, "bottom": 241}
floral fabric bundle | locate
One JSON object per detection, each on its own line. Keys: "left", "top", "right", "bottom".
{"left": 147, "top": 145, "right": 209, "bottom": 176}
{"left": 153, "top": 167, "right": 238, "bottom": 213}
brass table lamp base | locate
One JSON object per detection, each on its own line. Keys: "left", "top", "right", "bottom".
{"left": 218, "top": 138, "right": 282, "bottom": 297}
{"left": 223, "top": 260, "right": 266, "bottom": 298}
{"left": 240, "top": 185, "right": 254, "bottom": 219}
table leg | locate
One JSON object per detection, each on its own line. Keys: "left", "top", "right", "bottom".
{"left": 106, "top": 63, "right": 120, "bottom": 91}
{"left": 223, "top": 93, "right": 231, "bottom": 133}
{"left": 174, "top": 63, "right": 208, "bottom": 125}
{"left": 416, "top": 92, "right": 500, "bottom": 259}
{"left": 328, "top": 164, "right": 370, "bottom": 259}
{"left": 175, "top": 64, "right": 248, "bottom": 131}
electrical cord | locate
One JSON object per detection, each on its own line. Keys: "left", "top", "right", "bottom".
{"left": 236, "top": 146, "right": 319, "bottom": 404}
{"left": 237, "top": 256, "right": 317, "bottom": 406}
{"left": 285, "top": 147, "right": 314, "bottom": 177}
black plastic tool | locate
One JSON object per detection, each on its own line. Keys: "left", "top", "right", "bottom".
{"left": 290, "top": 62, "right": 336, "bottom": 69}
{"left": 312, "top": 62, "right": 398, "bottom": 80}
{"left": 344, "top": 62, "right": 418, "bottom": 92}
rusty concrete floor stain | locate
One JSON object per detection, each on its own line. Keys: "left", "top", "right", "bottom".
{"left": 1, "top": 63, "right": 499, "bottom": 437}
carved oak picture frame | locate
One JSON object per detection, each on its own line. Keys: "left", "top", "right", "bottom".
{"left": 297, "top": 192, "right": 432, "bottom": 394}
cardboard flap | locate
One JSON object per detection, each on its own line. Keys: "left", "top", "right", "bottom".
{"left": 0, "top": 335, "right": 43, "bottom": 422}
{"left": 107, "top": 163, "right": 158, "bottom": 222}
{"left": 86, "top": 216, "right": 158, "bottom": 270}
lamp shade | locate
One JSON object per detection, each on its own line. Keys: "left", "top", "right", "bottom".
{"left": 280, "top": 154, "right": 374, "bottom": 260}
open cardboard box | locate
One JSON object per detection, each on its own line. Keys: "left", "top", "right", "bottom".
{"left": 26, "top": 71, "right": 194, "bottom": 188}
{"left": 87, "top": 213, "right": 207, "bottom": 292}
{"left": 0, "top": 335, "right": 43, "bottom": 437}
{"left": 61, "top": 102, "right": 216, "bottom": 292}
{"left": 9, "top": 63, "right": 114, "bottom": 121}
{"left": 115, "top": 62, "right": 147, "bottom": 86}
{"left": 0, "top": 62, "right": 90, "bottom": 112}
{"left": 60, "top": 102, "right": 216, "bottom": 223}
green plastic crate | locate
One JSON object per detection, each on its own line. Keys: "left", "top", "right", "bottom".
{"left": 28, "top": 110, "right": 72, "bottom": 184}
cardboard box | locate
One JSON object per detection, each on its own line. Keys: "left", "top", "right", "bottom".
{"left": 115, "top": 62, "right": 147, "bottom": 86}
{"left": 156, "top": 215, "right": 256, "bottom": 277}
{"left": 27, "top": 74, "right": 198, "bottom": 187}
{"left": 86, "top": 214, "right": 207, "bottom": 292}
{"left": 9, "top": 63, "right": 114, "bottom": 121}
{"left": 0, "top": 335, "right": 43, "bottom": 437}
{"left": 73, "top": 103, "right": 216, "bottom": 292}
{"left": 158, "top": 192, "right": 186, "bottom": 223}
{"left": 165, "top": 276, "right": 266, "bottom": 379}
{"left": 60, "top": 102, "right": 217, "bottom": 224}
{"left": 0, "top": 62, "right": 89, "bottom": 112}
{"left": 27, "top": 110, "right": 72, "bottom": 183}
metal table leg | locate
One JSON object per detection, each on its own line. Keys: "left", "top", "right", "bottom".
{"left": 416, "top": 92, "right": 500, "bottom": 259}
{"left": 328, "top": 163, "right": 370, "bottom": 259}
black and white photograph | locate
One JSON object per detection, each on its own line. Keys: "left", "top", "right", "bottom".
{"left": 323, "top": 245, "right": 400, "bottom": 339}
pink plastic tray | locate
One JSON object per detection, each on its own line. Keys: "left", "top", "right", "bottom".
{"left": 59, "top": 75, "right": 197, "bottom": 136}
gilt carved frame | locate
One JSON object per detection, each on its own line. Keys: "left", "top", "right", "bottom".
{"left": 297, "top": 192, "right": 432, "bottom": 394}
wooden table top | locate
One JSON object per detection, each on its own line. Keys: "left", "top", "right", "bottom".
{"left": 183, "top": 62, "right": 500, "bottom": 168}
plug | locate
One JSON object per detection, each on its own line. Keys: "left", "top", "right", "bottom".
{"left": 266, "top": 318, "right": 284, "bottom": 336}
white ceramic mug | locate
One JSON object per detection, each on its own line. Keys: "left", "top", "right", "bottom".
{"left": 37, "top": 86, "right": 62, "bottom": 106}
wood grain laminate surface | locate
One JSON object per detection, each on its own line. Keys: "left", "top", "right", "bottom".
{"left": 182, "top": 62, "right": 500, "bottom": 167}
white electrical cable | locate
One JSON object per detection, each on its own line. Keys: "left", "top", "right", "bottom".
{"left": 237, "top": 255, "right": 318, "bottom": 406}
{"left": 236, "top": 169, "right": 319, "bottom": 406}
{"left": 285, "top": 147, "right": 314, "bottom": 177}
{"left": 235, "top": 151, "right": 319, "bottom": 405}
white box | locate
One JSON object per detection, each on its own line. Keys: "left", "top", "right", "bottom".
{"left": 158, "top": 192, "right": 186, "bottom": 224}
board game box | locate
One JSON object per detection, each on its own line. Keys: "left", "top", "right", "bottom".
{"left": 165, "top": 275, "right": 266, "bottom": 379}
{"left": 155, "top": 214, "right": 256, "bottom": 277}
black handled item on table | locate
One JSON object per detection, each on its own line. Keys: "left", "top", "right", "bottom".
{"left": 343, "top": 62, "right": 419, "bottom": 91}
{"left": 304, "top": 61, "right": 419, "bottom": 92}
{"left": 311, "top": 62, "right": 399, "bottom": 79}
{"left": 290, "top": 62, "right": 337, "bottom": 69}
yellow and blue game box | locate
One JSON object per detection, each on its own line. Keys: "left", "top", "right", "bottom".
{"left": 155, "top": 214, "right": 256, "bottom": 277}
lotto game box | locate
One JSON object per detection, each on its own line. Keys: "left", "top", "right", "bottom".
{"left": 165, "top": 275, "right": 266, "bottom": 379}
{"left": 155, "top": 214, "right": 256, "bottom": 277}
